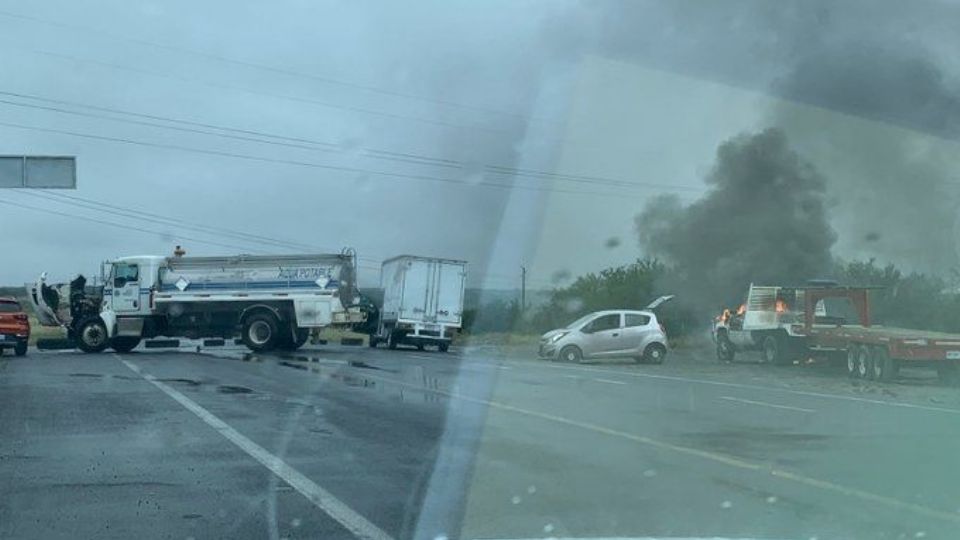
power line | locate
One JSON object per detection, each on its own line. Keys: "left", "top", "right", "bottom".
{"left": 0, "top": 90, "right": 704, "bottom": 195}
{"left": 0, "top": 8, "right": 557, "bottom": 128}
{"left": 28, "top": 190, "right": 387, "bottom": 264}
{"left": 0, "top": 196, "right": 268, "bottom": 253}
{"left": 0, "top": 119, "right": 683, "bottom": 199}
{"left": 3, "top": 41, "right": 517, "bottom": 139}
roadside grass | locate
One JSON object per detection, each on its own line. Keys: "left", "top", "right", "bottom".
{"left": 28, "top": 316, "right": 64, "bottom": 346}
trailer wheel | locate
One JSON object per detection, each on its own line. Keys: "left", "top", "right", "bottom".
{"left": 242, "top": 313, "right": 279, "bottom": 352}
{"left": 846, "top": 346, "right": 858, "bottom": 378}
{"left": 716, "top": 332, "right": 735, "bottom": 363}
{"left": 856, "top": 344, "right": 873, "bottom": 380}
{"left": 872, "top": 346, "right": 895, "bottom": 382}
{"left": 76, "top": 317, "right": 110, "bottom": 353}
{"left": 110, "top": 337, "right": 141, "bottom": 354}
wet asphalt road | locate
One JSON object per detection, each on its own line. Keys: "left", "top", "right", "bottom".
{"left": 3, "top": 343, "right": 960, "bottom": 539}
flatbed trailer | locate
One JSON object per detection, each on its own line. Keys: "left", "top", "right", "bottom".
{"left": 714, "top": 285, "right": 960, "bottom": 384}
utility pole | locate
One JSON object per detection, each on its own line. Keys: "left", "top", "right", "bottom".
{"left": 521, "top": 265, "right": 527, "bottom": 311}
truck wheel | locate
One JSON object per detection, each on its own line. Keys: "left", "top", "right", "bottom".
{"left": 416, "top": 343, "right": 425, "bottom": 351}
{"left": 846, "top": 346, "right": 858, "bottom": 378}
{"left": 643, "top": 343, "right": 667, "bottom": 364}
{"left": 872, "top": 346, "right": 895, "bottom": 382}
{"left": 277, "top": 328, "right": 308, "bottom": 351}
{"left": 242, "top": 313, "right": 280, "bottom": 352}
{"left": 438, "top": 342, "right": 450, "bottom": 353}
{"left": 387, "top": 331, "right": 398, "bottom": 350}
{"left": 716, "top": 333, "right": 735, "bottom": 363}
{"left": 110, "top": 337, "right": 141, "bottom": 354}
{"left": 368, "top": 335, "right": 378, "bottom": 348}
{"left": 14, "top": 341, "right": 28, "bottom": 356}
{"left": 76, "top": 317, "right": 110, "bottom": 353}
{"left": 761, "top": 335, "right": 780, "bottom": 365}
{"left": 856, "top": 344, "right": 873, "bottom": 380}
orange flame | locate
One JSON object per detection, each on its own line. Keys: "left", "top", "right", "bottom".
{"left": 736, "top": 304, "right": 746, "bottom": 316}
{"left": 775, "top": 300, "right": 787, "bottom": 313}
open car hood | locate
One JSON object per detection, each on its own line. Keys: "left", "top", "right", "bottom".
{"left": 645, "top": 294, "right": 675, "bottom": 310}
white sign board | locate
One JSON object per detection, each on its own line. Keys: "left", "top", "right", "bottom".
{"left": 0, "top": 156, "right": 76, "bottom": 188}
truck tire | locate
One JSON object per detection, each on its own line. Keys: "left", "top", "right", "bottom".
{"left": 438, "top": 342, "right": 449, "bottom": 353}
{"left": 872, "top": 346, "right": 895, "bottom": 382}
{"left": 855, "top": 344, "right": 873, "bottom": 380}
{"left": 716, "top": 332, "right": 735, "bottom": 363}
{"left": 14, "top": 341, "right": 27, "bottom": 356}
{"left": 76, "top": 317, "right": 110, "bottom": 353}
{"left": 242, "top": 313, "right": 280, "bottom": 352}
{"left": 368, "top": 335, "right": 378, "bottom": 348}
{"left": 277, "top": 328, "right": 309, "bottom": 351}
{"left": 761, "top": 335, "right": 780, "bottom": 365}
{"left": 846, "top": 346, "right": 858, "bottom": 378}
{"left": 110, "top": 337, "right": 141, "bottom": 354}
{"left": 387, "top": 331, "right": 398, "bottom": 350}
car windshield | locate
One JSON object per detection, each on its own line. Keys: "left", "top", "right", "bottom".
{"left": 564, "top": 313, "right": 597, "bottom": 330}
{"left": 2, "top": 3, "right": 959, "bottom": 540}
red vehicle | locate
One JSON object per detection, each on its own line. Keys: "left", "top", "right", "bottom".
{"left": 0, "top": 297, "right": 30, "bottom": 356}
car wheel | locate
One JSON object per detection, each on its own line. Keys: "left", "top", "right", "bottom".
{"left": 242, "top": 313, "right": 280, "bottom": 352}
{"left": 110, "top": 337, "right": 141, "bottom": 354}
{"left": 14, "top": 341, "right": 28, "bottom": 356}
{"left": 559, "top": 345, "right": 582, "bottom": 363}
{"left": 643, "top": 343, "right": 667, "bottom": 364}
{"left": 76, "top": 317, "right": 110, "bottom": 353}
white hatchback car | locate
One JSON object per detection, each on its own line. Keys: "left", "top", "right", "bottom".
{"left": 538, "top": 299, "right": 672, "bottom": 364}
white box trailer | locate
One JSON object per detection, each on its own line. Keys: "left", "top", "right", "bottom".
{"left": 369, "top": 255, "right": 466, "bottom": 352}
{"left": 28, "top": 252, "right": 365, "bottom": 353}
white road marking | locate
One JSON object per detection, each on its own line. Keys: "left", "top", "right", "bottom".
{"left": 497, "top": 365, "right": 513, "bottom": 370}
{"left": 719, "top": 396, "right": 815, "bottom": 413}
{"left": 118, "top": 357, "right": 393, "bottom": 540}
{"left": 562, "top": 374, "right": 580, "bottom": 379}
{"left": 524, "top": 361, "right": 960, "bottom": 415}
{"left": 593, "top": 378, "right": 627, "bottom": 386}
{"left": 321, "top": 367, "right": 960, "bottom": 525}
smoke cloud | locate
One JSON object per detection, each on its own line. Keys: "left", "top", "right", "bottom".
{"left": 636, "top": 128, "right": 835, "bottom": 308}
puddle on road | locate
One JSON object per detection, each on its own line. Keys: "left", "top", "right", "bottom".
{"left": 156, "top": 377, "right": 202, "bottom": 387}
{"left": 217, "top": 385, "right": 254, "bottom": 394}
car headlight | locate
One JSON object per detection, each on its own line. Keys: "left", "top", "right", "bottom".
{"left": 549, "top": 331, "right": 569, "bottom": 343}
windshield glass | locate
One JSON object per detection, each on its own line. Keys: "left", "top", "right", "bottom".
{"left": 2, "top": 3, "right": 958, "bottom": 540}
{"left": 564, "top": 313, "right": 596, "bottom": 329}
{"left": 0, "top": 301, "right": 22, "bottom": 313}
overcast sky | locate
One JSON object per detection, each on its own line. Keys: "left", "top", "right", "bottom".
{"left": 2, "top": 1, "right": 960, "bottom": 289}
